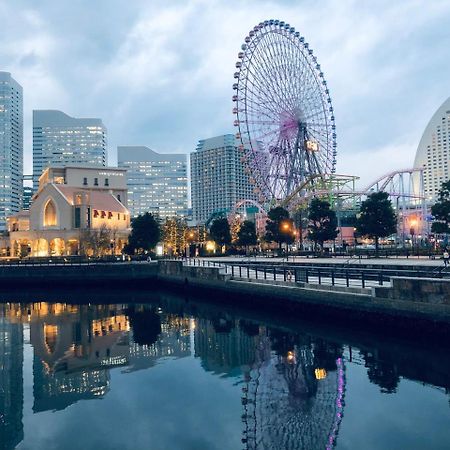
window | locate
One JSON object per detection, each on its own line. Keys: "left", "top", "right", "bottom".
{"left": 44, "top": 200, "right": 57, "bottom": 227}
{"left": 83, "top": 177, "right": 88, "bottom": 186}
{"left": 74, "top": 207, "right": 81, "bottom": 228}
{"left": 108, "top": 212, "right": 113, "bottom": 219}
{"left": 104, "top": 178, "right": 109, "bottom": 186}
{"left": 93, "top": 210, "right": 99, "bottom": 218}
{"left": 94, "top": 178, "right": 98, "bottom": 186}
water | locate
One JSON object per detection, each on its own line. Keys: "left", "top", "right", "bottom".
{"left": 1, "top": 288, "right": 450, "bottom": 450}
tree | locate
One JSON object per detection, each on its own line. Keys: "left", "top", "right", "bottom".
{"left": 209, "top": 217, "right": 231, "bottom": 249}
{"left": 162, "top": 216, "right": 187, "bottom": 255}
{"left": 125, "top": 212, "right": 160, "bottom": 255}
{"left": 79, "top": 223, "right": 112, "bottom": 257}
{"left": 431, "top": 181, "right": 450, "bottom": 235}
{"left": 265, "top": 206, "right": 294, "bottom": 253}
{"left": 356, "top": 192, "right": 397, "bottom": 256}
{"left": 237, "top": 220, "right": 257, "bottom": 253}
{"left": 307, "top": 198, "right": 339, "bottom": 251}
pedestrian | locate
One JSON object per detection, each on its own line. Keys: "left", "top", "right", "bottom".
{"left": 444, "top": 249, "right": 449, "bottom": 268}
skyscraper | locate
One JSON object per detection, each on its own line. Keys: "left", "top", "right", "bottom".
{"left": 118, "top": 146, "right": 188, "bottom": 218}
{"left": 0, "top": 72, "right": 23, "bottom": 231}
{"left": 190, "top": 134, "right": 257, "bottom": 223}
{"left": 414, "top": 97, "right": 450, "bottom": 200}
{"left": 33, "top": 110, "right": 107, "bottom": 190}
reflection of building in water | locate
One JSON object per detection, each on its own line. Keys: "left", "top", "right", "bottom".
{"left": 0, "top": 311, "right": 24, "bottom": 450}
{"left": 4, "top": 303, "right": 191, "bottom": 412}
{"left": 28, "top": 304, "right": 130, "bottom": 412}
{"left": 241, "top": 332, "right": 345, "bottom": 450}
{"left": 126, "top": 313, "right": 191, "bottom": 372}
{"left": 194, "top": 318, "right": 263, "bottom": 376}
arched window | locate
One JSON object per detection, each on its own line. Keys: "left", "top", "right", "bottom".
{"left": 44, "top": 200, "right": 57, "bottom": 227}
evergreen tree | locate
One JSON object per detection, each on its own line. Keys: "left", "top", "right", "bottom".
{"left": 237, "top": 220, "right": 257, "bottom": 252}
{"left": 356, "top": 192, "right": 397, "bottom": 256}
{"left": 431, "top": 181, "right": 450, "bottom": 234}
{"left": 209, "top": 217, "right": 232, "bottom": 248}
{"left": 125, "top": 212, "right": 160, "bottom": 254}
{"left": 265, "top": 206, "right": 294, "bottom": 253}
{"left": 307, "top": 198, "right": 338, "bottom": 251}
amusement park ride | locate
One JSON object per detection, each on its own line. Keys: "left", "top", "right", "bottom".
{"left": 226, "top": 19, "right": 428, "bottom": 243}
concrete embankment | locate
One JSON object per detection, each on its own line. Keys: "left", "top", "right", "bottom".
{"left": 0, "top": 262, "right": 158, "bottom": 287}
{"left": 1, "top": 260, "right": 450, "bottom": 334}
{"left": 157, "top": 260, "right": 450, "bottom": 335}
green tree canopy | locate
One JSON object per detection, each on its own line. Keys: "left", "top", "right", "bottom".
{"left": 265, "top": 206, "right": 294, "bottom": 251}
{"left": 209, "top": 217, "right": 231, "bottom": 247}
{"left": 125, "top": 212, "right": 160, "bottom": 254}
{"left": 431, "top": 181, "right": 450, "bottom": 234}
{"left": 307, "top": 198, "right": 338, "bottom": 250}
{"left": 356, "top": 192, "right": 397, "bottom": 254}
{"left": 237, "top": 220, "right": 257, "bottom": 249}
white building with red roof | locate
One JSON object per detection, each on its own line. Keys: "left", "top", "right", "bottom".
{"left": 6, "top": 166, "right": 130, "bottom": 257}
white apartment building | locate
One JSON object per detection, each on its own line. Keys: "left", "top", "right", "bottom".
{"left": 118, "top": 146, "right": 188, "bottom": 218}
{"left": 414, "top": 97, "right": 450, "bottom": 200}
{"left": 190, "top": 134, "right": 257, "bottom": 223}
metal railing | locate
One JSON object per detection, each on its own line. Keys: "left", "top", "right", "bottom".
{"left": 181, "top": 258, "right": 448, "bottom": 289}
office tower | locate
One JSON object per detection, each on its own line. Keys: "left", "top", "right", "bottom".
{"left": 33, "top": 110, "right": 107, "bottom": 189}
{"left": 118, "top": 146, "right": 188, "bottom": 218}
{"left": 0, "top": 72, "right": 23, "bottom": 231}
{"left": 414, "top": 97, "right": 450, "bottom": 200}
{"left": 190, "top": 134, "right": 257, "bottom": 223}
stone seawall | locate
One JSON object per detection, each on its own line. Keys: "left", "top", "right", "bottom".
{"left": 0, "top": 262, "right": 158, "bottom": 287}
{"left": 374, "top": 277, "right": 450, "bottom": 304}
{"left": 157, "top": 261, "right": 450, "bottom": 332}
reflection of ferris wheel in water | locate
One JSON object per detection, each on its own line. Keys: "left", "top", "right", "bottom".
{"left": 233, "top": 19, "right": 337, "bottom": 205}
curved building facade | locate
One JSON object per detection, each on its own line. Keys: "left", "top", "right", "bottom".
{"left": 414, "top": 97, "right": 450, "bottom": 200}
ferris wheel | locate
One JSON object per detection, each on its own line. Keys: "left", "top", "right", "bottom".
{"left": 233, "top": 19, "right": 337, "bottom": 205}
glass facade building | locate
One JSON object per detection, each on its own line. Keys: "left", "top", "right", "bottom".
{"left": 0, "top": 72, "right": 23, "bottom": 231}
{"left": 190, "top": 134, "right": 257, "bottom": 223}
{"left": 118, "top": 146, "right": 188, "bottom": 218}
{"left": 33, "top": 110, "right": 107, "bottom": 190}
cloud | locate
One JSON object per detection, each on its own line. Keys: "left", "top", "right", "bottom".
{"left": 1, "top": 0, "right": 450, "bottom": 182}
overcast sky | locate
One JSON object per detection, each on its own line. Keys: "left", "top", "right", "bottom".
{"left": 1, "top": 0, "right": 450, "bottom": 187}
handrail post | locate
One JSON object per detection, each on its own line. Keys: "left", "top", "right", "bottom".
{"left": 239, "top": 265, "right": 242, "bottom": 278}
{"left": 283, "top": 267, "right": 286, "bottom": 282}
{"left": 318, "top": 268, "right": 321, "bottom": 285}
{"left": 346, "top": 270, "right": 349, "bottom": 287}
{"left": 264, "top": 267, "right": 267, "bottom": 280}
{"left": 273, "top": 267, "right": 276, "bottom": 280}
{"left": 362, "top": 271, "right": 365, "bottom": 288}
{"left": 255, "top": 267, "right": 258, "bottom": 279}
{"left": 247, "top": 266, "right": 250, "bottom": 278}
{"left": 232, "top": 265, "right": 235, "bottom": 277}
{"left": 331, "top": 270, "right": 335, "bottom": 286}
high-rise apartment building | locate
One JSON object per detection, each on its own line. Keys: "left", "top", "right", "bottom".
{"left": 190, "top": 134, "right": 257, "bottom": 223}
{"left": 118, "top": 146, "right": 188, "bottom": 218}
{"left": 33, "top": 110, "right": 107, "bottom": 189}
{"left": 414, "top": 97, "right": 450, "bottom": 200}
{"left": 0, "top": 72, "right": 23, "bottom": 231}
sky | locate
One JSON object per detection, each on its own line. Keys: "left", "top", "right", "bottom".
{"left": 1, "top": 0, "right": 450, "bottom": 187}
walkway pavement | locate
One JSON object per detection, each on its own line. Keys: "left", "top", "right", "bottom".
{"left": 196, "top": 255, "right": 446, "bottom": 267}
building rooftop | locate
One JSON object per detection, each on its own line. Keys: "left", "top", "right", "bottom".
{"left": 118, "top": 146, "right": 186, "bottom": 163}
{"left": 33, "top": 110, "right": 105, "bottom": 128}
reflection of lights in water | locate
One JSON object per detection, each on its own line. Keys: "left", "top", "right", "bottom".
{"left": 286, "top": 350, "right": 296, "bottom": 364}
{"left": 326, "top": 358, "right": 346, "bottom": 450}
{"left": 101, "top": 356, "right": 128, "bottom": 366}
{"left": 315, "top": 368, "right": 327, "bottom": 380}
